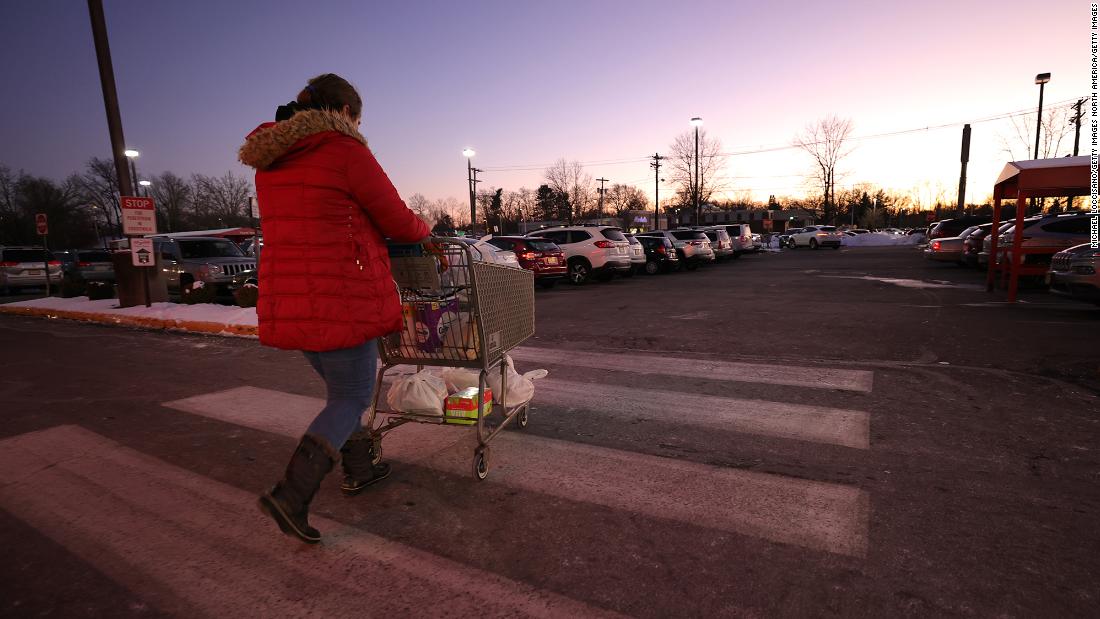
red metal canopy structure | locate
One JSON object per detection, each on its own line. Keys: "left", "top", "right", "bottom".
{"left": 987, "top": 156, "right": 1091, "bottom": 302}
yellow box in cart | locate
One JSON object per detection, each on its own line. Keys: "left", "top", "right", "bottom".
{"left": 444, "top": 387, "right": 493, "bottom": 425}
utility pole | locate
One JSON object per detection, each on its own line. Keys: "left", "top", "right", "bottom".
{"left": 957, "top": 123, "right": 971, "bottom": 216}
{"left": 471, "top": 167, "right": 482, "bottom": 233}
{"left": 87, "top": 0, "right": 133, "bottom": 198}
{"left": 596, "top": 177, "right": 608, "bottom": 224}
{"left": 650, "top": 153, "right": 663, "bottom": 231}
{"left": 1071, "top": 97, "right": 1086, "bottom": 156}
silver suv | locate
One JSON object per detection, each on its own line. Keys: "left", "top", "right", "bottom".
{"left": 0, "top": 246, "right": 63, "bottom": 294}
{"left": 152, "top": 236, "right": 257, "bottom": 294}
{"left": 1048, "top": 243, "right": 1100, "bottom": 306}
{"left": 526, "top": 225, "right": 632, "bottom": 284}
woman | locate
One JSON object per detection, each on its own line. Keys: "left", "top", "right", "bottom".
{"left": 239, "top": 74, "right": 429, "bottom": 544}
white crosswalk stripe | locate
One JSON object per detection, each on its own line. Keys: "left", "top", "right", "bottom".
{"left": 165, "top": 386, "right": 870, "bottom": 557}
{"left": 0, "top": 425, "right": 620, "bottom": 618}
{"left": 510, "top": 346, "right": 875, "bottom": 393}
{"left": 534, "top": 378, "right": 870, "bottom": 449}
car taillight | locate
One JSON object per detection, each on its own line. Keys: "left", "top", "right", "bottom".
{"left": 932, "top": 241, "right": 941, "bottom": 250}
{"left": 77, "top": 261, "right": 92, "bottom": 267}
{"left": 816, "top": 233, "right": 827, "bottom": 236}
{"left": 518, "top": 251, "right": 537, "bottom": 261}
{"left": 594, "top": 240, "right": 614, "bottom": 248}
{"left": 48, "top": 260, "right": 61, "bottom": 266}
{"left": 0, "top": 261, "right": 17, "bottom": 267}
{"left": 656, "top": 245, "right": 666, "bottom": 255}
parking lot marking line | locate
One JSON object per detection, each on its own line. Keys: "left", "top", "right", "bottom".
{"left": 165, "top": 387, "right": 870, "bottom": 557}
{"left": 509, "top": 347, "right": 875, "bottom": 393}
{"left": 0, "top": 425, "right": 621, "bottom": 619}
{"left": 534, "top": 378, "right": 870, "bottom": 449}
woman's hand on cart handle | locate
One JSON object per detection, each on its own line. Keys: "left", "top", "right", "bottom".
{"left": 423, "top": 240, "right": 449, "bottom": 271}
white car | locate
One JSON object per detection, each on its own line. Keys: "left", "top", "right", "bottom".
{"left": 720, "top": 224, "right": 754, "bottom": 256}
{"left": 451, "top": 237, "right": 521, "bottom": 268}
{"left": 527, "top": 225, "right": 632, "bottom": 284}
{"left": 789, "top": 225, "right": 844, "bottom": 249}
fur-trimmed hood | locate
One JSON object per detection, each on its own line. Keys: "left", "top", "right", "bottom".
{"left": 238, "top": 109, "right": 367, "bottom": 170}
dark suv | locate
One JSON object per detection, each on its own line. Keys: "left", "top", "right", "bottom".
{"left": 635, "top": 235, "right": 679, "bottom": 274}
{"left": 485, "top": 236, "right": 567, "bottom": 288}
{"left": 929, "top": 216, "right": 990, "bottom": 240}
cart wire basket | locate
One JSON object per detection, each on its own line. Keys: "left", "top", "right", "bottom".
{"left": 364, "top": 238, "right": 535, "bottom": 479}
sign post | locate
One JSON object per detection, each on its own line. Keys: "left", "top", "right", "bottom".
{"left": 120, "top": 196, "right": 157, "bottom": 307}
{"left": 35, "top": 213, "right": 51, "bottom": 297}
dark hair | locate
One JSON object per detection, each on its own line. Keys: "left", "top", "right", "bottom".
{"left": 297, "top": 73, "right": 362, "bottom": 118}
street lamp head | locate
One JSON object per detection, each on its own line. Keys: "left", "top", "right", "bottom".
{"left": 1034, "top": 72, "right": 1051, "bottom": 85}
{"left": 138, "top": 180, "right": 152, "bottom": 187}
{"left": 462, "top": 148, "right": 475, "bottom": 158}
{"left": 690, "top": 117, "right": 703, "bottom": 127}
{"left": 124, "top": 149, "right": 139, "bottom": 158}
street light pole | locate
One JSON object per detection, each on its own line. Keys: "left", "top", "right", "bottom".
{"left": 1033, "top": 73, "right": 1050, "bottom": 160}
{"left": 125, "top": 149, "right": 140, "bottom": 196}
{"left": 650, "top": 153, "right": 663, "bottom": 231}
{"left": 596, "top": 177, "right": 608, "bottom": 224}
{"left": 691, "top": 117, "right": 702, "bottom": 226}
{"left": 463, "top": 148, "right": 475, "bottom": 234}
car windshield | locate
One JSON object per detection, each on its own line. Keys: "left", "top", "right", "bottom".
{"left": 77, "top": 251, "right": 111, "bottom": 263}
{"left": 819, "top": 226, "right": 837, "bottom": 232}
{"left": 524, "top": 240, "right": 559, "bottom": 252}
{"left": 670, "top": 230, "right": 706, "bottom": 240}
{"left": 2, "top": 249, "right": 53, "bottom": 263}
{"left": 601, "top": 228, "right": 627, "bottom": 241}
{"left": 178, "top": 240, "right": 245, "bottom": 259}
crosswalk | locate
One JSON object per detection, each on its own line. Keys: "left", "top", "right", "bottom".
{"left": 2, "top": 345, "right": 875, "bottom": 616}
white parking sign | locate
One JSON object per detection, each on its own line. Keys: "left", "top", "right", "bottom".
{"left": 131, "top": 238, "right": 154, "bottom": 267}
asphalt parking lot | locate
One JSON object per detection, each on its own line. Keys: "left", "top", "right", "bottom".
{"left": 1, "top": 245, "right": 1098, "bottom": 617}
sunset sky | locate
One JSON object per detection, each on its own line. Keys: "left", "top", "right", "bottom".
{"left": 0, "top": 0, "right": 1089, "bottom": 211}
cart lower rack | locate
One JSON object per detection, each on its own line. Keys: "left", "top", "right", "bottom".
{"left": 363, "top": 238, "right": 535, "bottom": 479}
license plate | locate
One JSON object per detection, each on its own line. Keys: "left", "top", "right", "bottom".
{"left": 546, "top": 257, "right": 559, "bottom": 265}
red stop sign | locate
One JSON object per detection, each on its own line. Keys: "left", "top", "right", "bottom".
{"left": 35, "top": 213, "right": 48, "bottom": 235}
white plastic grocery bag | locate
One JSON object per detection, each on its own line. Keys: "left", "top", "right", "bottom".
{"left": 386, "top": 369, "right": 448, "bottom": 416}
{"left": 486, "top": 354, "right": 548, "bottom": 406}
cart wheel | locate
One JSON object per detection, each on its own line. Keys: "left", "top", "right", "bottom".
{"left": 370, "top": 439, "right": 383, "bottom": 466}
{"left": 517, "top": 406, "right": 529, "bottom": 429}
{"left": 473, "top": 448, "right": 489, "bottom": 481}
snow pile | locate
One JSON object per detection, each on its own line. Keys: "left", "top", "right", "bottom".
{"left": 842, "top": 233, "right": 921, "bottom": 247}
{"left": 0, "top": 296, "right": 257, "bottom": 335}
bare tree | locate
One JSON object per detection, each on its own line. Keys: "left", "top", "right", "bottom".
{"left": 999, "top": 104, "right": 1074, "bottom": 160}
{"left": 668, "top": 129, "right": 725, "bottom": 222}
{"left": 0, "top": 165, "right": 19, "bottom": 244}
{"left": 604, "top": 184, "right": 649, "bottom": 220}
{"left": 794, "top": 115, "right": 854, "bottom": 224}
{"left": 543, "top": 159, "right": 592, "bottom": 225}
{"left": 406, "top": 193, "right": 431, "bottom": 220}
{"left": 149, "top": 172, "right": 192, "bottom": 233}
{"left": 77, "top": 157, "right": 123, "bottom": 233}
{"left": 191, "top": 172, "right": 253, "bottom": 229}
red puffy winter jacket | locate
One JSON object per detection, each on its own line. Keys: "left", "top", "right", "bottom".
{"left": 238, "top": 109, "right": 428, "bottom": 352}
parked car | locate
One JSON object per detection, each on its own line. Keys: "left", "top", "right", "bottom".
{"left": 961, "top": 223, "right": 996, "bottom": 267}
{"left": 639, "top": 229, "right": 715, "bottom": 269}
{"left": 777, "top": 228, "right": 804, "bottom": 248}
{"left": 788, "top": 225, "right": 843, "bottom": 249}
{"left": 750, "top": 233, "right": 763, "bottom": 252}
{"left": 484, "top": 236, "right": 567, "bottom": 288}
{"left": 56, "top": 249, "right": 115, "bottom": 283}
{"left": 620, "top": 234, "right": 648, "bottom": 276}
{"left": 923, "top": 226, "right": 980, "bottom": 264}
{"left": 992, "top": 212, "right": 1093, "bottom": 267}
{"left": 929, "top": 216, "right": 990, "bottom": 240}
{"left": 720, "top": 224, "right": 754, "bottom": 255}
{"left": 1048, "top": 243, "right": 1100, "bottom": 306}
{"left": 0, "top": 246, "right": 63, "bottom": 294}
{"left": 850, "top": 229, "right": 870, "bottom": 235}
{"left": 634, "top": 235, "right": 679, "bottom": 274}
{"left": 152, "top": 236, "right": 257, "bottom": 295}
{"left": 978, "top": 221, "right": 1023, "bottom": 266}
{"left": 699, "top": 227, "right": 735, "bottom": 260}
{"left": 526, "top": 225, "right": 632, "bottom": 284}
{"left": 450, "top": 237, "right": 521, "bottom": 268}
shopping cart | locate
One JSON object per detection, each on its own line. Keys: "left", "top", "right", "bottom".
{"left": 362, "top": 238, "right": 535, "bottom": 480}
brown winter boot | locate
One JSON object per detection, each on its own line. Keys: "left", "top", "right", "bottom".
{"left": 340, "top": 431, "right": 391, "bottom": 496}
{"left": 258, "top": 434, "right": 336, "bottom": 544}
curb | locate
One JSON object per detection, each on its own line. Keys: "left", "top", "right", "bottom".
{"left": 0, "top": 305, "right": 258, "bottom": 337}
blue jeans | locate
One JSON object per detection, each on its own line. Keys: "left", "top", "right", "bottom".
{"left": 301, "top": 339, "right": 379, "bottom": 451}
